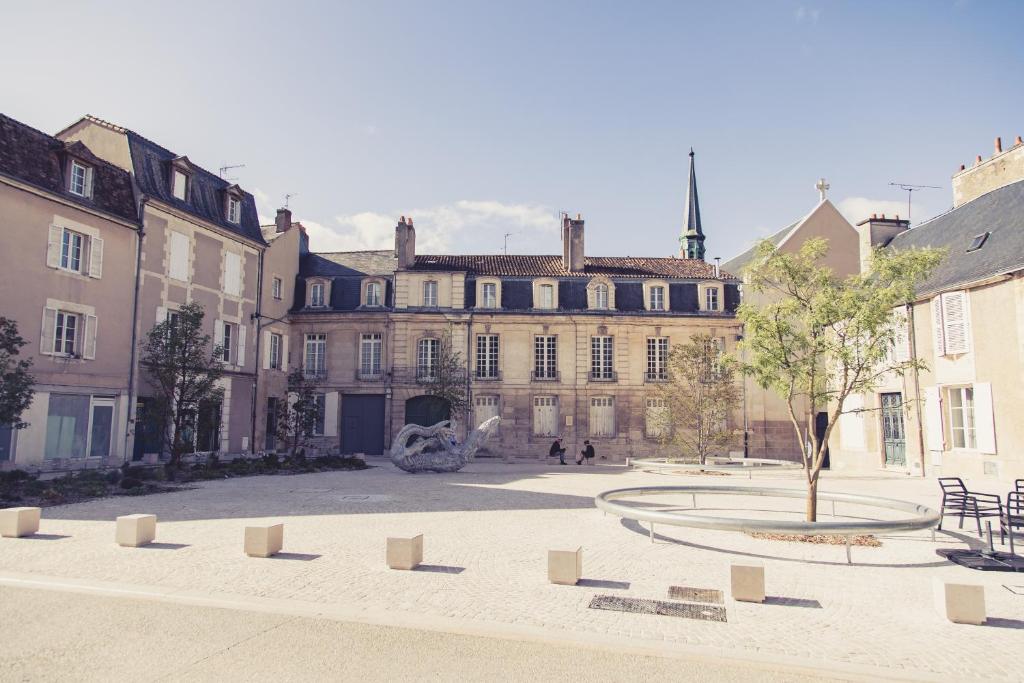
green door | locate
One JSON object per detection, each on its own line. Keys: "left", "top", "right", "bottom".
{"left": 881, "top": 393, "right": 906, "bottom": 466}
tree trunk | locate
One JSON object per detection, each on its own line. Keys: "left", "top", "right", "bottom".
{"left": 806, "top": 476, "right": 818, "bottom": 522}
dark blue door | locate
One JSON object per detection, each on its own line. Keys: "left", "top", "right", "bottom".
{"left": 341, "top": 394, "right": 385, "bottom": 455}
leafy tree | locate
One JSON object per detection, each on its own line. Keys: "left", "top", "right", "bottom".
{"left": 739, "top": 238, "right": 943, "bottom": 520}
{"left": 653, "top": 334, "right": 742, "bottom": 464}
{"left": 273, "top": 368, "right": 321, "bottom": 459}
{"left": 421, "top": 328, "right": 469, "bottom": 427}
{"left": 140, "top": 302, "right": 224, "bottom": 473}
{"left": 0, "top": 318, "right": 35, "bottom": 428}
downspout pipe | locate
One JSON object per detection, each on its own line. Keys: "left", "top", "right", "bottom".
{"left": 250, "top": 247, "right": 265, "bottom": 455}
{"left": 123, "top": 196, "right": 147, "bottom": 464}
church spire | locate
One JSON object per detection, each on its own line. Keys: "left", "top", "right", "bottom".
{"left": 681, "top": 148, "right": 706, "bottom": 260}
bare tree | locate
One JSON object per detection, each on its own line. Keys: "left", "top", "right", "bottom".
{"left": 422, "top": 327, "right": 469, "bottom": 424}
{"left": 273, "top": 368, "right": 321, "bottom": 459}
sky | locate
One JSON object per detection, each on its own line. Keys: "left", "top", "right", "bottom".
{"left": 4, "top": 1, "right": 1024, "bottom": 261}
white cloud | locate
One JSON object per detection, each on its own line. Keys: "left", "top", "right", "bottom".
{"left": 836, "top": 197, "right": 912, "bottom": 225}
{"left": 795, "top": 6, "right": 821, "bottom": 23}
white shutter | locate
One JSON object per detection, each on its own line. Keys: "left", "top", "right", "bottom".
{"left": 237, "top": 325, "right": 246, "bottom": 367}
{"left": 893, "top": 308, "right": 910, "bottom": 363}
{"left": 942, "top": 291, "right": 970, "bottom": 355}
{"left": 47, "top": 225, "right": 62, "bottom": 268}
{"left": 973, "top": 382, "right": 996, "bottom": 454}
{"left": 213, "top": 319, "right": 224, "bottom": 354}
{"left": 88, "top": 237, "right": 104, "bottom": 279}
{"left": 262, "top": 331, "right": 272, "bottom": 370}
{"left": 224, "top": 252, "right": 241, "bottom": 296}
{"left": 169, "top": 231, "right": 189, "bottom": 281}
{"left": 282, "top": 335, "right": 289, "bottom": 370}
{"left": 83, "top": 314, "right": 97, "bottom": 359}
{"left": 40, "top": 307, "right": 57, "bottom": 354}
{"left": 84, "top": 167, "right": 94, "bottom": 198}
{"left": 324, "top": 391, "right": 338, "bottom": 437}
{"left": 924, "top": 387, "right": 944, "bottom": 452}
{"left": 931, "top": 296, "right": 945, "bottom": 357}
{"left": 839, "top": 394, "right": 865, "bottom": 450}
{"left": 156, "top": 306, "right": 167, "bottom": 326}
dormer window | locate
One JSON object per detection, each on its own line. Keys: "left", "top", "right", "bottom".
{"left": 649, "top": 286, "right": 665, "bottom": 311}
{"left": 594, "top": 284, "right": 609, "bottom": 309}
{"left": 478, "top": 280, "right": 499, "bottom": 309}
{"left": 533, "top": 279, "right": 558, "bottom": 310}
{"left": 587, "top": 277, "right": 615, "bottom": 311}
{"left": 310, "top": 282, "right": 325, "bottom": 307}
{"left": 643, "top": 281, "right": 670, "bottom": 311}
{"left": 172, "top": 169, "right": 188, "bottom": 201}
{"left": 706, "top": 287, "right": 720, "bottom": 311}
{"left": 69, "top": 160, "right": 92, "bottom": 198}
{"left": 365, "top": 281, "right": 382, "bottom": 307}
{"left": 698, "top": 282, "right": 723, "bottom": 312}
{"left": 227, "top": 195, "right": 241, "bottom": 224}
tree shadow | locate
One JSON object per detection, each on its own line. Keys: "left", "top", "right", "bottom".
{"left": 135, "top": 542, "right": 189, "bottom": 550}
{"left": 14, "top": 534, "right": 71, "bottom": 541}
{"left": 578, "top": 578, "right": 630, "bottom": 590}
{"left": 413, "top": 564, "right": 465, "bottom": 574}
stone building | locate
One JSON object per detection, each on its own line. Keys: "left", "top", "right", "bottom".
{"left": 831, "top": 135, "right": 1024, "bottom": 481}
{"left": 0, "top": 113, "right": 141, "bottom": 468}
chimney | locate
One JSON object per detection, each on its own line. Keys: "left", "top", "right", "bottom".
{"left": 275, "top": 207, "right": 292, "bottom": 234}
{"left": 395, "top": 215, "right": 416, "bottom": 269}
{"left": 714, "top": 257, "right": 721, "bottom": 278}
{"left": 561, "top": 213, "right": 571, "bottom": 270}
{"left": 567, "top": 214, "right": 585, "bottom": 272}
{"left": 995, "top": 137, "right": 1003, "bottom": 154}
{"left": 953, "top": 135, "right": 1024, "bottom": 207}
{"left": 855, "top": 214, "right": 910, "bottom": 273}
{"left": 1016, "top": 136, "right": 1023, "bottom": 146}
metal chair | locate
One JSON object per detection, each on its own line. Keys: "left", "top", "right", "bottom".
{"left": 937, "top": 477, "right": 1002, "bottom": 538}
{"left": 1001, "top": 491, "right": 1024, "bottom": 554}
{"left": 1015, "top": 479, "right": 1023, "bottom": 494}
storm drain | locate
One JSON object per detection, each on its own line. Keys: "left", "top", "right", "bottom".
{"left": 668, "top": 586, "right": 724, "bottom": 604}
{"left": 589, "top": 595, "right": 727, "bottom": 622}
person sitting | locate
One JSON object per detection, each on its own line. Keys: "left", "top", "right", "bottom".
{"left": 549, "top": 437, "right": 567, "bottom": 465}
{"left": 577, "top": 440, "right": 595, "bottom": 465}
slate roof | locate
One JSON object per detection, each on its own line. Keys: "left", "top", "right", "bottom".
{"left": 721, "top": 218, "right": 800, "bottom": 275}
{"left": 887, "top": 178, "right": 1024, "bottom": 296}
{"left": 0, "top": 113, "right": 137, "bottom": 223}
{"left": 126, "top": 128, "right": 265, "bottom": 244}
{"left": 302, "top": 250, "right": 398, "bottom": 277}
{"left": 409, "top": 254, "right": 735, "bottom": 280}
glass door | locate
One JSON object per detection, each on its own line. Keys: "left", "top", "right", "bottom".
{"left": 880, "top": 393, "right": 906, "bottom": 467}
{"left": 88, "top": 398, "right": 115, "bottom": 459}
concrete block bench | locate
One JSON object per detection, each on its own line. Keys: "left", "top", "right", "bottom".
{"left": 116, "top": 514, "right": 157, "bottom": 547}
{"left": 245, "top": 523, "right": 284, "bottom": 558}
{"left": 730, "top": 564, "right": 765, "bottom": 603}
{"left": 933, "top": 578, "right": 986, "bottom": 624}
{"left": 0, "top": 507, "right": 41, "bottom": 538}
{"left": 548, "top": 547, "right": 582, "bottom": 585}
{"left": 387, "top": 534, "right": 423, "bottom": 570}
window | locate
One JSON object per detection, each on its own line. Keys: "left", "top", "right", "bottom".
{"left": 706, "top": 287, "right": 720, "bottom": 311}
{"left": 533, "top": 396, "right": 558, "bottom": 436}
{"left": 221, "top": 322, "right": 234, "bottom": 363}
{"left": 312, "top": 394, "right": 326, "bottom": 436}
{"left": 54, "top": 311, "right": 79, "bottom": 355}
{"left": 44, "top": 394, "right": 90, "bottom": 459}
{"left": 537, "top": 284, "right": 555, "bottom": 309}
{"left": 359, "top": 333, "right": 382, "bottom": 378}
{"left": 423, "top": 281, "right": 438, "bottom": 307}
{"left": 933, "top": 291, "right": 971, "bottom": 356}
{"left": 589, "top": 397, "right": 615, "bottom": 437}
{"left": 269, "top": 332, "right": 282, "bottom": 370}
{"left": 645, "top": 398, "right": 669, "bottom": 438}
{"left": 646, "top": 337, "right": 669, "bottom": 381}
{"left": 417, "top": 338, "right": 439, "bottom": 379}
{"left": 172, "top": 169, "right": 188, "bottom": 200}
{"left": 223, "top": 252, "right": 242, "bottom": 296}
{"left": 265, "top": 397, "right": 278, "bottom": 451}
{"left": 227, "top": 196, "right": 241, "bottom": 224}
{"left": 947, "top": 386, "right": 976, "bottom": 450}
{"left": 365, "top": 281, "right": 382, "bottom": 307}
{"left": 967, "top": 232, "right": 990, "bottom": 252}
{"left": 481, "top": 282, "right": 498, "bottom": 308}
{"left": 304, "top": 333, "right": 326, "bottom": 378}
{"left": 60, "top": 229, "right": 84, "bottom": 272}
{"left": 590, "top": 336, "right": 614, "bottom": 380}
{"left": 649, "top": 286, "right": 665, "bottom": 311}
{"left": 476, "top": 334, "right": 499, "bottom": 379}
{"left": 474, "top": 395, "right": 500, "bottom": 430}
{"left": 310, "top": 282, "right": 325, "bottom": 307}
{"left": 272, "top": 277, "right": 282, "bottom": 300}
{"left": 534, "top": 335, "right": 557, "bottom": 380}
{"left": 168, "top": 231, "right": 190, "bottom": 281}
{"left": 594, "top": 283, "right": 609, "bottom": 310}
{"left": 69, "top": 161, "right": 91, "bottom": 197}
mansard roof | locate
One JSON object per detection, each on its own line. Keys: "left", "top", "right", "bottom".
{"left": 303, "top": 250, "right": 398, "bottom": 277}
{"left": 0, "top": 113, "right": 137, "bottom": 223}
{"left": 409, "top": 254, "right": 735, "bottom": 280}
{"left": 887, "top": 178, "right": 1024, "bottom": 297}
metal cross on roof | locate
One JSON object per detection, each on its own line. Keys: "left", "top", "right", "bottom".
{"left": 815, "top": 178, "right": 830, "bottom": 202}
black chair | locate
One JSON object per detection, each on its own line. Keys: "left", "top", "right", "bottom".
{"left": 937, "top": 477, "right": 1002, "bottom": 538}
{"left": 1015, "top": 479, "right": 1023, "bottom": 494}
{"left": 1001, "top": 491, "right": 1024, "bottom": 554}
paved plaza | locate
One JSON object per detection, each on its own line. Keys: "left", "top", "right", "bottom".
{"left": 1, "top": 459, "right": 1022, "bottom": 681}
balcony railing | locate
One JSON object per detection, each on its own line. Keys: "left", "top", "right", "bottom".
{"left": 303, "top": 367, "right": 327, "bottom": 381}
{"left": 644, "top": 371, "right": 669, "bottom": 383}
{"left": 589, "top": 370, "right": 617, "bottom": 382}
{"left": 356, "top": 369, "right": 383, "bottom": 382}
{"left": 390, "top": 366, "right": 467, "bottom": 384}
{"left": 531, "top": 370, "right": 560, "bottom": 382}
{"left": 473, "top": 369, "right": 502, "bottom": 382}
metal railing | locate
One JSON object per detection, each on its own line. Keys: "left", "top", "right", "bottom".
{"left": 531, "top": 370, "right": 560, "bottom": 382}
{"left": 589, "top": 370, "right": 617, "bottom": 382}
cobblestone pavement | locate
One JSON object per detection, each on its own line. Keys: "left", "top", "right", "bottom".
{"left": 1, "top": 460, "right": 1021, "bottom": 681}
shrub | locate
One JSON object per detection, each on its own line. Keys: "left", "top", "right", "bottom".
{"left": 0, "top": 469, "right": 33, "bottom": 485}
{"left": 104, "top": 470, "right": 122, "bottom": 485}
{"left": 120, "top": 477, "right": 143, "bottom": 490}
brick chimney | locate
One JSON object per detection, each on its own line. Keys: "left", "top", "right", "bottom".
{"left": 395, "top": 215, "right": 416, "bottom": 269}
{"left": 561, "top": 213, "right": 585, "bottom": 272}
{"left": 275, "top": 207, "right": 292, "bottom": 233}
{"left": 855, "top": 214, "right": 909, "bottom": 272}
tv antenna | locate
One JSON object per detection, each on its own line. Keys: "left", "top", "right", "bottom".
{"left": 503, "top": 232, "right": 520, "bottom": 255}
{"left": 284, "top": 193, "right": 298, "bottom": 209}
{"left": 889, "top": 182, "right": 940, "bottom": 223}
{"left": 219, "top": 163, "right": 246, "bottom": 181}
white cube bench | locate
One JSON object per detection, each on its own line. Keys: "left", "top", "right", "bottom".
{"left": 933, "top": 578, "right": 986, "bottom": 625}
{"left": 386, "top": 534, "right": 424, "bottom": 570}
{"left": 0, "top": 507, "right": 41, "bottom": 538}
{"left": 244, "top": 523, "right": 284, "bottom": 558}
{"left": 116, "top": 514, "right": 157, "bottom": 547}
{"left": 548, "top": 547, "right": 582, "bottom": 585}
{"left": 730, "top": 564, "right": 765, "bottom": 603}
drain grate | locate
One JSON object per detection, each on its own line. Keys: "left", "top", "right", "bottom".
{"left": 589, "top": 595, "right": 727, "bottom": 622}
{"left": 668, "top": 586, "right": 724, "bottom": 604}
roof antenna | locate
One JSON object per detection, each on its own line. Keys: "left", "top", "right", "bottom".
{"left": 888, "top": 182, "right": 940, "bottom": 223}
{"left": 284, "top": 193, "right": 298, "bottom": 209}
{"left": 503, "top": 232, "right": 519, "bottom": 255}
{"left": 219, "top": 163, "right": 245, "bottom": 181}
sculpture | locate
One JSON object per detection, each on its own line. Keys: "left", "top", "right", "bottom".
{"left": 389, "top": 416, "right": 500, "bottom": 473}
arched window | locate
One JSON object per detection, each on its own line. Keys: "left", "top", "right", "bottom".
{"left": 594, "top": 283, "right": 609, "bottom": 309}
{"left": 365, "top": 281, "right": 382, "bottom": 307}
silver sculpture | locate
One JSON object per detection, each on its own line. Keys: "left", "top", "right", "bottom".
{"left": 389, "top": 416, "right": 500, "bottom": 473}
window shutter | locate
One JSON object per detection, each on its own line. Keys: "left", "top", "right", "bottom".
{"left": 236, "top": 325, "right": 246, "bottom": 367}
{"left": 941, "top": 291, "right": 970, "bottom": 355}
{"left": 47, "top": 225, "right": 62, "bottom": 268}
{"left": 931, "top": 296, "right": 945, "bottom": 356}
{"left": 973, "top": 382, "right": 996, "bottom": 454}
{"left": 40, "top": 307, "right": 57, "bottom": 354}
{"left": 213, "top": 319, "right": 224, "bottom": 356}
{"left": 88, "top": 237, "right": 104, "bottom": 279}
{"left": 224, "top": 253, "right": 241, "bottom": 296}
{"left": 282, "top": 335, "right": 289, "bottom": 369}
{"left": 84, "top": 166, "right": 94, "bottom": 198}
{"left": 924, "top": 387, "right": 944, "bottom": 452}
{"left": 892, "top": 309, "right": 910, "bottom": 363}
{"left": 83, "top": 314, "right": 97, "bottom": 359}
{"left": 262, "top": 331, "right": 272, "bottom": 370}
{"left": 156, "top": 306, "right": 167, "bottom": 325}
{"left": 169, "top": 232, "right": 189, "bottom": 281}
{"left": 323, "top": 392, "right": 338, "bottom": 437}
